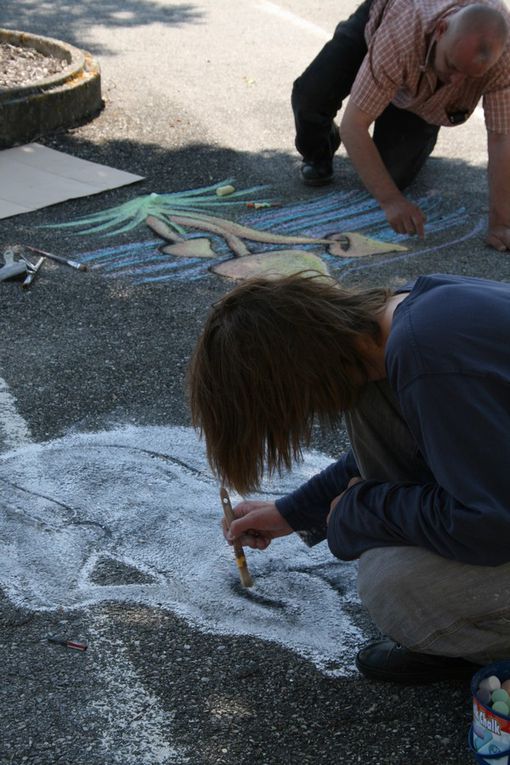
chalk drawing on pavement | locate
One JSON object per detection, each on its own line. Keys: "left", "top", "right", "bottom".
{"left": 46, "top": 182, "right": 473, "bottom": 284}
{"left": 0, "top": 425, "right": 364, "bottom": 677}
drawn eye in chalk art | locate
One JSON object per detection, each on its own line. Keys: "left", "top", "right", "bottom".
{"left": 0, "top": 425, "right": 365, "bottom": 676}
{"left": 44, "top": 181, "right": 478, "bottom": 285}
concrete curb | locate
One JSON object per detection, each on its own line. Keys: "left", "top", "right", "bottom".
{"left": 0, "top": 29, "right": 103, "bottom": 148}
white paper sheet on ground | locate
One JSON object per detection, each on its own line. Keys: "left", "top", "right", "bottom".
{"left": 0, "top": 425, "right": 365, "bottom": 676}
{"left": 0, "top": 143, "right": 144, "bottom": 219}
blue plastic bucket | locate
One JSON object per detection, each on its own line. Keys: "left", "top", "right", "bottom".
{"left": 469, "top": 661, "right": 510, "bottom": 764}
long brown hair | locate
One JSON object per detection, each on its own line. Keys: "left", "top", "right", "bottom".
{"left": 188, "top": 272, "right": 390, "bottom": 493}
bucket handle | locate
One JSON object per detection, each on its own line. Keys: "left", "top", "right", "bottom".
{"left": 468, "top": 726, "right": 510, "bottom": 759}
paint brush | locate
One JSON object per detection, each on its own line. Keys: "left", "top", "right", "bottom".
{"left": 24, "top": 245, "right": 88, "bottom": 271}
{"left": 220, "top": 487, "right": 253, "bottom": 587}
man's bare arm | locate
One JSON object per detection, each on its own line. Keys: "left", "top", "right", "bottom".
{"left": 487, "top": 130, "right": 510, "bottom": 251}
{"left": 340, "top": 99, "right": 426, "bottom": 237}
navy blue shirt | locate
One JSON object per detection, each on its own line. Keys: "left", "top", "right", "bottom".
{"left": 276, "top": 274, "right": 510, "bottom": 566}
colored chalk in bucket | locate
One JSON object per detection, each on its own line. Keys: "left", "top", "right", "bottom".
{"left": 469, "top": 660, "right": 510, "bottom": 765}
{"left": 480, "top": 675, "right": 502, "bottom": 693}
{"left": 478, "top": 687, "right": 492, "bottom": 706}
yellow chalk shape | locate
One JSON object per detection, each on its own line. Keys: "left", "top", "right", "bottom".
{"left": 212, "top": 250, "right": 330, "bottom": 282}
{"left": 216, "top": 185, "right": 236, "bottom": 197}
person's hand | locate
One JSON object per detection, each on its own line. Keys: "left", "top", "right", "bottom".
{"left": 380, "top": 196, "right": 426, "bottom": 238}
{"left": 486, "top": 224, "right": 510, "bottom": 252}
{"left": 326, "top": 476, "right": 363, "bottom": 523}
{"left": 223, "top": 500, "right": 293, "bottom": 550}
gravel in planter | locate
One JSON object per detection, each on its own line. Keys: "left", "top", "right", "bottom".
{"left": 0, "top": 42, "right": 68, "bottom": 88}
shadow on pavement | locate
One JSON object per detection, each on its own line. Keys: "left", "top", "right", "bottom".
{"left": 0, "top": 0, "right": 204, "bottom": 53}
{"left": 0, "top": 131, "right": 494, "bottom": 232}
{"left": 3, "top": 132, "right": 509, "bottom": 290}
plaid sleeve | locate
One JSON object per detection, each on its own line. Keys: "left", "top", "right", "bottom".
{"left": 349, "top": 25, "right": 409, "bottom": 118}
{"left": 484, "top": 88, "right": 510, "bottom": 134}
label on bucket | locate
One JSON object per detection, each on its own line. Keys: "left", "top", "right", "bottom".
{"left": 473, "top": 697, "right": 510, "bottom": 763}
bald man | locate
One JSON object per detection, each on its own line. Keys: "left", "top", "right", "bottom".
{"left": 292, "top": 0, "right": 510, "bottom": 250}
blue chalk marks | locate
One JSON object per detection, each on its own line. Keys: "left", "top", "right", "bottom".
{"left": 57, "top": 184, "right": 476, "bottom": 284}
{"left": 79, "top": 235, "right": 234, "bottom": 283}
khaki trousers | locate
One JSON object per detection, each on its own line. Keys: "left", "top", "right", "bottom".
{"left": 344, "top": 381, "right": 510, "bottom": 662}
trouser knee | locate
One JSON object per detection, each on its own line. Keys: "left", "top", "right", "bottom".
{"left": 357, "top": 548, "right": 414, "bottom": 639}
{"left": 292, "top": 4, "right": 370, "bottom": 162}
{"left": 374, "top": 105, "right": 440, "bottom": 190}
{"left": 382, "top": 130, "right": 439, "bottom": 190}
{"left": 358, "top": 547, "right": 510, "bottom": 661}
{"left": 291, "top": 75, "right": 323, "bottom": 127}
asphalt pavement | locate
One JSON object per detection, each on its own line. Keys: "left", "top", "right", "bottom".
{"left": 1, "top": 1, "right": 510, "bottom": 763}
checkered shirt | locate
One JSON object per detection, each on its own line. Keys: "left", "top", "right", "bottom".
{"left": 350, "top": 0, "right": 510, "bottom": 132}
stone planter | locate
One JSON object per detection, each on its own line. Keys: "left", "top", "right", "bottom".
{"left": 0, "top": 28, "right": 102, "bottom": 148}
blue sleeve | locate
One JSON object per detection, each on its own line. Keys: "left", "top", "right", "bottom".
{"left": 275, "top": 450, "right": 358, "bottom": 546}
{"left": 327, "top": 375, "right": 510, "bottom": 565}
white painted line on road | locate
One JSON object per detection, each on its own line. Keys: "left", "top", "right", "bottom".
{"left": 89, "top": 612, "right": 187, "bottom": 765}
{"left": 255, "top": 1, "right": 330, "bottom": 40}
{"left": 0, "top": 375, "right": 33, "bottom": 450}
{"left": 0, "top": 425, "right": 363, "bottom": 676}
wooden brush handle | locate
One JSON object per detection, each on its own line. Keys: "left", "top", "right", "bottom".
{"left": 220, "top": 487, "right": 253, "bottom": 588}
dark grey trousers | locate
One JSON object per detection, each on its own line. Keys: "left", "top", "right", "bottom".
{"left": 344, "top": 381, "right": 510, "bottom": 662}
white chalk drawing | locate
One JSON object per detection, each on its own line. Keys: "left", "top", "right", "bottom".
{"left": 0, "top": 425, "right": 364, "bottom": 676}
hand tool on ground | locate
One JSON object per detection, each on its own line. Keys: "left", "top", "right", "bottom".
{"left": 24, "top": 244, "right": 88, "bottom": 271}
{"left": 0, "top": 249, "right": 27, "bottom": 282}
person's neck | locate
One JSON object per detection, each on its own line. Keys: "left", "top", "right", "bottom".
{"left": 361, "top": 293, "right": 408, "bottom": 381}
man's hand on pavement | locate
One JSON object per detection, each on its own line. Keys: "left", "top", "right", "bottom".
{"left": 380, "top": 196, "right": 426, "bottom": 238}
{"left": 487, "top": 131, "right": 510, "bottom": 252}
{"left": 486, "top": 224, "right": 510, "bottom": 252}
{"left": 223, "top": 500, "right": 293, "bottom": 550}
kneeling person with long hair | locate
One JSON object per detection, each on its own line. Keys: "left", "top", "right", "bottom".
{"left": 188, "top": 272, "right": 510, "bottom": 684}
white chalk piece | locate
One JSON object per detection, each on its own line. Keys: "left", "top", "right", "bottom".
{"left": 479, "top": 675, "right": 501, "bottom": 693}
{"left": 215, "top": 184, "right": 236, "bottom": 196}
